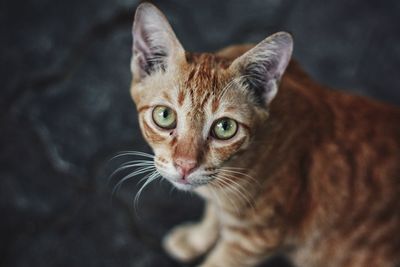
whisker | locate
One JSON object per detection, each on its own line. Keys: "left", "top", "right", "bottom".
{"left": 134, "top": 171, "right": 161, "bottom": 211}
{"left": 216, "top": 175, "right": 248, "bottom": 204}
{"left": 109, "top": 161, "right": 155, "bottom": 181}
{"left": 207, "top": 181, "right": 225, "bottom": 211}
{"left": 218, "top": 74, "right": 252, "bottom": 100}
{"left": 216, "top": 173, "right": 255, "bottom": 210}
{"left": 111, "top": 166, "right": 156, "bottom": 197}
{"left": 220, "top": 166, "right": 247, "bottom": 170}
{"left": 210, "top": 178, "right": 240, "bottom": 214}
{"left": 218, "top": 172, "right": 252, "bottom": 194}
{"left": 169, "top": 184, "right": 177, "bottom": 195}
{"left": 109, "top": 151, "right": 155, "bottom": 162}
{"left": 219, "top": 168, "right": 260, "bottom": 185}
{"left": 121, "top": 159, "right": 155, "bottom": 166}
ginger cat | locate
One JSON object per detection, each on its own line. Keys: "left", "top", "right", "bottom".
{"left": 129, "top": 3, "right": 400, "bottom": 267}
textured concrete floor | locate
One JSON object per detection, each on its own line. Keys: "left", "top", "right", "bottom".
{"left": 1, "top": 0, "right": 399, "bottom": 266}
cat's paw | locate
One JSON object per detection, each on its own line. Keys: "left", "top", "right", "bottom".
{"left": 163, "top": 223, "right": 215, "bottom": 262}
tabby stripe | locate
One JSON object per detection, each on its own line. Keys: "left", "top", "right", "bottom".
{"left": 211, "top": 97, "right": 220, "bottom": 113}
{"left": 229, "top": 242, "right": 260, "bottom": 257}
{"left": 241, "top": 123, "right": 252, "bottom": 136}
{"left": 142, "top": 120, "right": 165, "bottom": 143}
{"left": 177, "top": 89, "right": 185, "bottom": 106}
{"left": 215, "top": 136, "right": 246, "bottom": 157}
{"left": 200, "top": 91, "right": 211, "bottom": 110}
{"left": 138, "top": 105, "right": 151, "bottom": 113}
{"left": 169, "top": 136, "right": 177, "bottom": 147}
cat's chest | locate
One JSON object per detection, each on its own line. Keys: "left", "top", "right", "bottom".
{"left": 218, "top": 209, "right": 250, "bottom": 227}
{"left": 195, "top": 186, "right": 251, "bottom": 225}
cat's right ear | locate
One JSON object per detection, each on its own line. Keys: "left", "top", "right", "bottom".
{"left": 229, "top": 32, "right": 293, "bottom": 107}
{"left": 131, "top": 3, "right": 185, "bottom": 82}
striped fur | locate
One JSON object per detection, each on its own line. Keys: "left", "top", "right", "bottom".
{"left": 130, "top": 3, "right": 400, "bottom": 267}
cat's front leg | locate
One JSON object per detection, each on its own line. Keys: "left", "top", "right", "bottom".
{"left": 198, "top": 226, "right": 279, "bottom": 267}
{"left": 163, "top": 202, "right": 219, "bottom": 262}
{"left": 197, "top": 240, "right": 266, "bottom": 267}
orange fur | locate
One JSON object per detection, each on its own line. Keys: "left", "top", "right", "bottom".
{"left": 130, "top": 3, "right": 400, "bottom": 267}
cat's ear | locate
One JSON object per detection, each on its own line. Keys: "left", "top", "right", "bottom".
{"left": 230, "top": 32, "right": 293, "bottom": 106}
{"left": 131, "top": 3, "right": 185, "bottom": 82}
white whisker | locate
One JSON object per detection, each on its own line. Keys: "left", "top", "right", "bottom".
{"left": 219, "top": 74, "right": 251, "bottom": 100}
{"left": 134, "top": 171, "right": 161, "bottom": 211}
{"left": 216, "top": 173, "right": 255, "bottom": 210}
{"left": 210, "top": 178, "right": 240, "bottom": 214}
{"left": 219, "top": 168, "right": 260, "bottom": 185}
{"left": 109, "top": 161, "right": 155, "bottom": 181}
{"left": 220, "top": 166, "right": 247, "bottom": 170}
{"left": 121, "top": 159, "right": 156, "bottom": 166}
{"left": 109, "top": 150, "right": 155, "bottom": 161}
{"left": 207, "top": 182, "right": 224, "bottom": 211}
{"left": 111, "top": 166, "right": 156, "bottom": 197}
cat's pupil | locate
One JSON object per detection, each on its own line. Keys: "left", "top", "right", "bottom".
{"left": 162, "top": 109, "right": 169, "bottom": 118}
{"left": 222, "top": 120, "right": 229, "bottom": 131}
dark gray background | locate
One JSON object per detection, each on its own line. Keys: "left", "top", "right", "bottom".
{"left": 1, "top": 0, "right": 399, "bottom": 266}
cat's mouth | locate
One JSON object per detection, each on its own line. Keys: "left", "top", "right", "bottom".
{"left": 154, "top": 160, "right": 215, "bottom": 190}
{"left": 168, "top": 175, "right": 213, "bottom": 191}
{"left": 176, "top": 178, "right": 189, "bottom": 184}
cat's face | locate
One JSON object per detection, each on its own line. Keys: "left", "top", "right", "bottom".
{"left": 130, "top": 3, "right": 292, "bottom": 190}
{"left": 131, "top": 55, "right": 260, "bottom": 190}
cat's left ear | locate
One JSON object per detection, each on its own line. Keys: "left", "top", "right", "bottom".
{"left": 131, "top": 3, "right": 185, "bottom": 82}
{"left": 230, "top": 32, "right": 293, "bottom": 106}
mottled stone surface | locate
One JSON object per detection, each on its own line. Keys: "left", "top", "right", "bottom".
{"left": 1, "top": 0, "right": 399, "bottom": 266}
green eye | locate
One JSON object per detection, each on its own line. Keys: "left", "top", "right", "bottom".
{"left": 212, "top": 118, "right": 238, "bottom": 140}
{"left": 152, "top": 106, "right": 177, "bottom": 129}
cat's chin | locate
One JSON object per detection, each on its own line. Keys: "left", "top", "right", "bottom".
{"left": 170, "top": 181, "right": 198, "bottom": 191}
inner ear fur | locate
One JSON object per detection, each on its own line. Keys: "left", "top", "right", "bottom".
{"left": 131, "top": 3, "right": 185, "bottom": 82}
{"left": 229, "top": 32, "right": 293, "bottom": 106}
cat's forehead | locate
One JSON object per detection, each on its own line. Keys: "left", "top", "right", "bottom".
{"left": 133, "top": 52, "right": 250, "bottom": 118}
{"left": 185, "top": 52, "right": 231, "bottom": 68}
{"left": 181, "top": 53, "right": 234, "bottom": 103}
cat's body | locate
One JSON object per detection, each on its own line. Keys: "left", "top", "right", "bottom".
{"left": 200, "top": 46, "right": 400, "bottom": 267}
{"left": 129, "top": 3, "right": 400, "bottom": 267}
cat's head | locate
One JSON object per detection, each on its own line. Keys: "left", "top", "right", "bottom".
{"left": 130, "top": 3, "right": 293, "bottom": 191}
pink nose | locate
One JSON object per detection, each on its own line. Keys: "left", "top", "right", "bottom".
{"left": 174, "top": 158, "right": 197, "bottom": 178}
